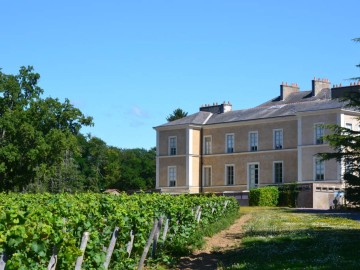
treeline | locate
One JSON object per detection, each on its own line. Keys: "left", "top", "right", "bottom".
{"left": 0, "top": 66, "right": 155, "bottom": 193}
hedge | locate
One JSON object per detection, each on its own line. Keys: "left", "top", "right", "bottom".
{"left": 249, "top": 186, "right": 279, "bottom": 206}
{"left": 277, "top": 183, "right": 299, "bottom": 207}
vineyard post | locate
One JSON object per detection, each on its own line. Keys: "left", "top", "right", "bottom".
{"left": 151, "top": 216, "right": 163, "bottom": 258}
{"left": 74, "top": 232, "right": 90, "bottom": 270}
{"left": 196, "top": 209, "right": 202, "bottom": 223}
{"left": 126, "top": 230, "right": 135, "bottom": 257}
{"left": 195, "top": 205, "right": 201, "bottom": 220}
{"left": 0, "top": 253, "right": 7, "bottom": 270}
{"left": 161, "top": 216, "right": 169, "bottom": 243}
{"left": 137, "top": 218, "right": 158, "bottom": 270}
{"left": 47, "top": 246, "right": 58, "bottom": 270}
{"left": 103, "top": 227, "right": 119, "bottom": 270}
{"left": 223, "top": 200, "right": 229, "bottom": 211}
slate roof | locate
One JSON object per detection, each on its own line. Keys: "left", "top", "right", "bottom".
{"left": 155, "top": 88, "right": 349, "bottom": 129}
{"left": 157, "top": 111, "right": 213, "bottom": 127}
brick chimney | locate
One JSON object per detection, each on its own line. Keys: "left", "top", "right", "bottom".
{"left": 312, "top": 77, "right": 331, "bottom": 96}
{"left": 280, "top": 82, "right": 299, "bottom": 100}
{"left": 200, "top": 101, "right": 232, "bottom": 114}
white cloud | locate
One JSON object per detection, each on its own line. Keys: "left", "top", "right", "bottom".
{"left": 130, "top": 105, "right": 149, "bottom": 118}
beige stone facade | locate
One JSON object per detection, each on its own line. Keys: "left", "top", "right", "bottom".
{"left": 154, "top": 79, "right": 360, "bottom": 208}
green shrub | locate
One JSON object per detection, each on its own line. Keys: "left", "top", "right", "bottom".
{"left": 278, "top": 183, "right": 299, "bottom": 207}
{"left": 249, "top": 186, "right": 279, "bottom": 206}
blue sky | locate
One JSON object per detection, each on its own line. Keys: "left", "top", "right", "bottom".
{"left": 1, "top": 1, "right": 359, "bottom": 149}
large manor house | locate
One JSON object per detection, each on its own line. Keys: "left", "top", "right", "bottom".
{"left": 154, "top": 78, "right": 360, "bottom": 208}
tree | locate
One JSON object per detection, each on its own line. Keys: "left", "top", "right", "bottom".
{"left": 0, "top": 66, "right": 93, "bottom": 192}
{"left": 0, "top": 66, "right": 156, "bottom": 193}
{"left": 318, "top": 38, "right": 360, "bottom": 205}
{"left": 166, "top": 108, "right": 188, "bottom": 122}
{"left": 115, "top": 148, "right": 156, "bottom": 190}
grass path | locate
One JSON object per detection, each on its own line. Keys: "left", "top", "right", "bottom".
{"left": 175, "top": 212, "right": 251, "bottom": 270}
{"left": 174, "top": 207, "right": 360, "bottom": 270}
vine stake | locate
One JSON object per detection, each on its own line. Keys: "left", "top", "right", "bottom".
{"left": 75, "top": 232, "right": 90, "bottom": 270}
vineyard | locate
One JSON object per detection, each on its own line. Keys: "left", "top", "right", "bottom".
{"left": 0, "top": 192, "right": 239, "bottom": 269}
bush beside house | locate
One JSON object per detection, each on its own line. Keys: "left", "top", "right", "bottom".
{"left": 249, "top": 186, "right": 279, "bottom": 206}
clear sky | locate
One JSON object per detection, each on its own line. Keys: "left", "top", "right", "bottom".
{"left": 1, "top": 1, "right": 359, "bottom": 149}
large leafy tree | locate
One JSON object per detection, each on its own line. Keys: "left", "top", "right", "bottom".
{"left": 318, "top": 38, "right": 360, "bottom": 205}
{"left": 166, "top": 108, "right": 188, "bottom": 122}
{"left": 114, "top": 147, "right": 156, "bottom": 190}
{"left": 0, "top": 66, "right": 93, "bottom": 192}
{"left": 0, "top": 66, "right": 156, "bottom": 193}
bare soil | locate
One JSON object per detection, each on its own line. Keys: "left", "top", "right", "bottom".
{"left": 175, "top": 214, "right": 251, "bottom": 270}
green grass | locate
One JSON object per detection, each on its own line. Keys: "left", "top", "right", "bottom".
{"left": 220, "top": 207, "right": 360, "bottom": 270}
{"left": 147, "top": 207, "right": 241, "bottom": 269}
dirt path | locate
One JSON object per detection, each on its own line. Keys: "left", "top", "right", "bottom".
{"left": 175, "top": 214, "right": 251, "bottom": 270}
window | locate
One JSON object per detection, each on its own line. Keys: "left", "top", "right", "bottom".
{"left": 169, "top": 136, "right": 177, "bottom": 155}
{"left": 274, "top": 161, "right": 283, "bottom": 183}
{"left": 226, "top": 134, "right": 234, "bottom": 153}
{"left": 204, "top": 136, "right": 212, "bottom": 155}
{"left": 248, "top": 163, "right": 259, "bottom": 188}
{"left": 314, "top": 123, "right": 324, "bottom": 144}
{"left": 168, "top": 166, "right": 176, "bottom": 187}
{"left": 249, "top": 131, "right": 258, "bottom": 151}
{"left": 346, "top": 123, "right": 353, "bottom": 130}
{"left": 274, "top": 129, "right": 283, "bottom": 149}
{"left": 225, "top": 165, "right": 234, "bottom": 185}
{"left": 314, "top": 158, "right": 324, "bottom": 181}
{"left": 203, "top": 166, "right": 212, "bottom": 187}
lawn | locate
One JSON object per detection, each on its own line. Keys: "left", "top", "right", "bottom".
{"left": 221, "top": 207, "right": 360, "bottom": 270}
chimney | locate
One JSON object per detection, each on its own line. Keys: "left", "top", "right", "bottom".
{"left": 331, "top": 80, "right": 360, "bottom": 99}
{"left": 200, "top": 101, "right": 232, "bottom": 114}
{"left": 280, "top": 82, "right": 299, "bottom": 100}
{"left": 312, "top": 77, "right": 331, "bottom": 96}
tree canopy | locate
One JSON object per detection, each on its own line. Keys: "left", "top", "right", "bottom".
{"left": 166, "top": 108, "right": 188, "bottom": 122}
{"left": 318, "top": 38, "right": 360, "bottom": 205}
{"left": 0, "top": 67, "right": 156, "bottom": 193}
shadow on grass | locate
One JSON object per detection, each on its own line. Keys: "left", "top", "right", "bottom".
{"left": 219, "top": 228, "right": 360, "bottom": 270}
{"left": 176, "top": 251, "right": 224, "bottom": 270}
{"left": 290, "top": 208, "right": 360, "bottom": 222}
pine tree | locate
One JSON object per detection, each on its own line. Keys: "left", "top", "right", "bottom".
{"left": 318, "top": 38, "right": 360, "bottom": 205}
{"left": 166, "top": 108, "right": 188, "bottom": 122}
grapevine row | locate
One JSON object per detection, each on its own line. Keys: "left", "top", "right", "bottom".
{"left": 0, "top": 193, "right": 239, "bottom": 269}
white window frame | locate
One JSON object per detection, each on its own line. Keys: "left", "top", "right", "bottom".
{"left": 203, "top": 166, "right": 212, "bottom": 187}
{"left": 346, "top": 123, "right": 353, "bottom": 130}
{"left": 314, "top": 158, "right": 325, "bottom": 181}
{"left": 273, "top": 161, "right": 283, "bottom": 184}
{"left": 273, "top": 129, "right": 283, "bottom": 149}
{"left": 248, "top": 162, "right": 260, "bottom": 189}
{"left": 249, "top": 131, "right": 258, "bottom": 151}
{"left": 225, "top": 133, "right": 234, "bottom": 153}
{"left": 314, "top": 123, "right": 324, "bottom": 145}
{"left": 168, "top": 136, "right": 177, "bottom": 155}
{"left": 203, "top": 135, "right": 212, "bottom": 155}
{"left": 168, "top": 166, "right": 177, "bottom": 187}
{"left": 225, "top": 164, "right": 235, "bottom": 185}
